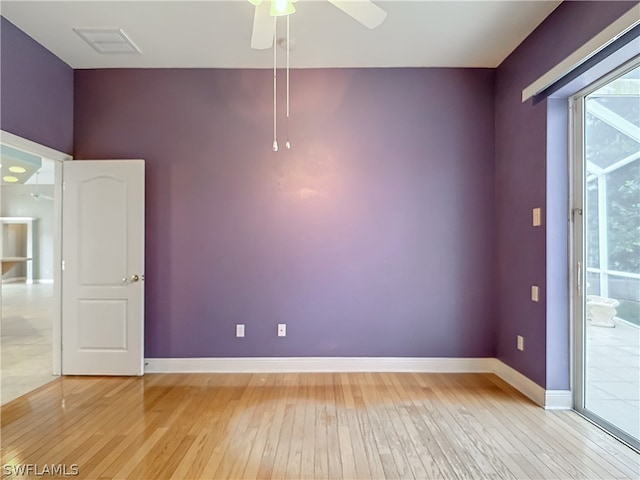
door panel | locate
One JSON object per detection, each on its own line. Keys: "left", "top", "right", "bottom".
{"left": 62, "top": 160, "right": 144, "bottom": 375}
{"left": 78, "top": 300, "right": 128, "bottom": 350}
{"left": 78, "top": 176, "right": 127, "bottom": 285}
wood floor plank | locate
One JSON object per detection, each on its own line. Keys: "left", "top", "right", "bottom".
{"left": 325, "top": 375, "right": 343, "bottom": 480}
{"left": 24, "top": 377, "right": 164, "bottom": 468}
{"left": 299, "top": 378, "right": 317, "bottom": 480}
{"left": 346, "top": 405, "right": 373, "bottom": 480}
{"left": 354, "top": 400, "right": 386, "bottom": 479}
{"left": 169, "top": 428, "right": 214, "bottom": 480}
{"left": 284, "top": 382, "right": 305, "bottom": 480}
{"left": 475, "top": 376, "right": 613, "bottom": 480}
{"left": 440, "top": 374, "right": 542, "bottom": 480}
{"left": 1, "top": 372, "right": 637, "bottom": 480}
{"left": 377, "top": 376, "right": 431, "bottom": 480}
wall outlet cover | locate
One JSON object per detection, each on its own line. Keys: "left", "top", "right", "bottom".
{"left": 236, "top": 324, "right": 245, "bottom": 338}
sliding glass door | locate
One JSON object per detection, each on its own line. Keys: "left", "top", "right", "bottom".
{"left": 573, "top": 60, "right": 639, "bottom": 450}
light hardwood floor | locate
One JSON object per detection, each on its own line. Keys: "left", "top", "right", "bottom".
{"left": 1, "top": 373, "right": 638, "bottom": 479}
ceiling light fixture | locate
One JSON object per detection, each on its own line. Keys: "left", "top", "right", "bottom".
{"left": 249, "top": 0, "right": 296, "bottom": 16}
{"left": 271, "top": 0, "right": 295, "bottom": 17}
{"left": 3, "top": 176, "right": 19, "bottom": 183}
{"left": 8, "top": 166, "right": 26, "bottom": 173}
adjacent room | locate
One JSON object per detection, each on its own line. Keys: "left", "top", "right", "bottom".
{"left": 0, "top": 0, "right": 638, "bottom": 478}
{"left": 1, "top": 149, "right": 57, "bottom": 404}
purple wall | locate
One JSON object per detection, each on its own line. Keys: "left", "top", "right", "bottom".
{"left": 494, "top": 1, "right": 638, "bottom": 388}
{"left": 74, "top": 68, "right": 496, "bottom": 358}
{"left": 4, "top": 1, "right": 636, "bottom": 383}
{"left": 0, "top": 17, "right": 73, "bottom": 154}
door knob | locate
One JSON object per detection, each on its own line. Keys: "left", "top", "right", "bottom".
{"left": 123, "top": 274, "right": 140, "bottom": 284}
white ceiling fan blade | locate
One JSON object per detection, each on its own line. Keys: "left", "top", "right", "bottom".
{"left": 251, "top": 2, "right": 274, "bottom": 50}
{"left": 327, "top": 0, "right": 387, "bottom": 29}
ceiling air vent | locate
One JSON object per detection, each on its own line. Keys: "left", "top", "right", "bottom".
{"left": 74, "top": 28, "right": 141, "bottom": 54}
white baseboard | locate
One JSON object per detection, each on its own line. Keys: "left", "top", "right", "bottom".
{"left": 545, "top": 389, "right": 573, "bottom": 410}
{"left": 492, "top": 359, "right": 546, "bottom": 407}
{"left": 144, "top": 356, "right": 571, "bottom": 410}
{"left": 1, "top": 278, "right": 53, "bottom": 285}
{"left": 492, "top": 359, "right": 572, "bottom": 409}
{"left": 2, "top": 277, "right": 27, "bottom": 284}
{"left": 145, "top": 357, "right": 495, "bottom": 374}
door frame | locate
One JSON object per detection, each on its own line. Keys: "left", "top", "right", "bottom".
{"left": 569, "top": 57, "right": 640, "bottom": 449}
{"left": 0, "top": 130, "right": 72, "bottom": 375}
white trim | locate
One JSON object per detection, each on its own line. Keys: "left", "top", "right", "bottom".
{"left": 0, "top": 130, "right": 72, "bottom": 162}
{"left": 144, "top": 356, "right": 571, "bottom": 409}
{"left": 545, "top": 390, "right": 573, "bottom": 410}
{"left": 522, "top": 6, "right": 640, "bottom": 102}
{"left": 492, "top": 359, "right": 546, "bottom": 407}
{"left": 1, "top": 278, "right": 54, "bottom": 284}
{"left": 144, "top": 357, "right": 495, "bottom": 374}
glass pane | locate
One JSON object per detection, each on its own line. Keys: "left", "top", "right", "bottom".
{"left": 586, "top": 272, "right": 600, "bottom": 296}
{"left": 586, "top": 179, "right": 599, "bottom": 269}
{"left": 584, "top": 112, "right": 640, "bottom": 169}
{"left": 608, "top": 275, "right": 640, "bottom": 326}
{"left": 606, "top": 161, "right": 640, "bottom": 274}
{"left": 591, "top": 97, "right": 640, "bottom": 128}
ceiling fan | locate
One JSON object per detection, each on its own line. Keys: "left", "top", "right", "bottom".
{"left": 249, "top": 0, "right": 387, "bottom": 50}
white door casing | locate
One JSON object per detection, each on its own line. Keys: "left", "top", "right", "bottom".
{"left": 62, "top": 160, "right": 144, "bottom": 375}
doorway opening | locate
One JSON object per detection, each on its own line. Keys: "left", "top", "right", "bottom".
{"left": 572, "top": 59, "right": 639, "bottom": 449}
{"left": 0, "top": 132, "right": 68, "bottom": 404}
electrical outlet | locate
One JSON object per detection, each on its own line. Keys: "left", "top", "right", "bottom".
{"left": 236, "top": 324, "right": 245, "bottom": 338}
{"left": 517, "top": 335, "right": 524, "bottom": 351}
{"left": 532, "top": 207, "right": 542, "bottom": 227}
{"left": 531, "top": 285, "right": 539, "bottom": 302}
{"left": 278, "top": 323, "right": 286, "bottom": 337}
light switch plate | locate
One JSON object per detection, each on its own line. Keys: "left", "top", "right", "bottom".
{"left": 533, "top": 207, "right": 542, "bottom": 227}
{"left": 531, "top": 285, "right": 539, "bottom": 302}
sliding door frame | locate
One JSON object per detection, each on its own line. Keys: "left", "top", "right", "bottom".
{"left": 570, "top": 56, "right": 640, "bottom": 451}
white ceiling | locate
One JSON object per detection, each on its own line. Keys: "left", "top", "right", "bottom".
{"left": 1, "top": 0, "right": 562, "bottom": 69}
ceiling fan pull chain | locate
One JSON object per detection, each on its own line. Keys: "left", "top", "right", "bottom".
{"left": 272, "top": 15, "right": 278, "bottom": 152}
{"left": 285, "top": 13, "right": 291, "bottom": 150}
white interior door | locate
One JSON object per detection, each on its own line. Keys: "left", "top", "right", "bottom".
{"left": 62, "top": 160, "right": 144, "bottom": 375}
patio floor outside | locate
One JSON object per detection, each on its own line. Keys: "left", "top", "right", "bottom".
{"left": 586, "top": 316, "right": 640, "bottom": 440}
